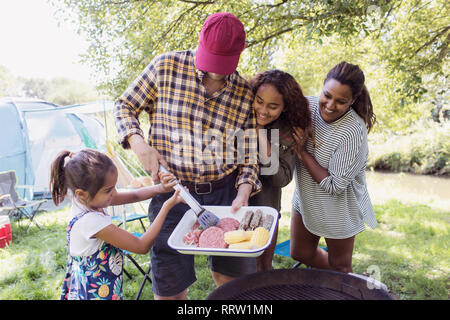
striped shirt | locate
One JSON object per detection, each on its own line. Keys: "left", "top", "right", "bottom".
{"left": 292, "top": 96, "right": 377, "bottom": 239}
{"left": 114, "top": 50, "right": 261, "bottom": 192}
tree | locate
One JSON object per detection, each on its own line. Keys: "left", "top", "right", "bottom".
{"left": 0, "top": 65, "right": 22, "bottom": 96}
{"left": 274, "top": 31, "right": 433, "bottom": 133}
{"left": 46, "top": 77, "right": 108, "bottom": 105}
{"left": 51, "top": 0, "right": 448, "bottom": 130}
{"left": 370, "top": 0, "right": 449, "bottom": 103}
{"left": 0, "top": 70, "right": 110, "bottom": 105}
{"left": 51, "top": 0, "right": 398, "bottom": 95}
{"left": 21, "top": 77, "right": 51, "bottom": 99}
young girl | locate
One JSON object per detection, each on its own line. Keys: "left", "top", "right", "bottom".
{"left": 50, "top": 149, "right": 183, "bottom": 300}
{"left": 290, "top": 61, "right": 377, "bottom": 273}
{"left": 248, "top": 70, "right": 313, "bottom": 271}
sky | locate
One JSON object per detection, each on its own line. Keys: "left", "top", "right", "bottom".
{"left": 0, "top": 0, "right": 93, "bottom": 84}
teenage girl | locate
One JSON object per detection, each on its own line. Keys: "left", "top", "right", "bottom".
{"left": 248, "top": 69, "right": 313, "bottom": 271}
{"left": 50, "top": 149, "right": 183, "bottom": 300}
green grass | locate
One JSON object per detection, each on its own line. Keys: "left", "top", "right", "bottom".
{"left": 0, "top": 209, "right": 67, "bottom": 300}
{"left": 1, "top": 199, "right": 449, "bottom": 300}
{"left": 353, "top": 200, "right": 450, "bottom": 299}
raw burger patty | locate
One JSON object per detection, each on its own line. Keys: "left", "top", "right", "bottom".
{"left": 216, "top": 217, "right": 240, "bottom": 232}
{"left": 198, "top": 227, "right": 227, "bottom": 248}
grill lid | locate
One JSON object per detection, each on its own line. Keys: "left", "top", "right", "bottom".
{"left": 206, "top": 268, "right": 393, "bottom": 300}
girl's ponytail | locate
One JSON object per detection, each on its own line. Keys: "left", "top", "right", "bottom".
{"left": 351, "top": 85, "right": 376, "bottom": 133}
{"left": 50, "top": 150, "right": 71, "bottom": 206}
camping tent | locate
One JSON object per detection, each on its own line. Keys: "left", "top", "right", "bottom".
{"left": 0, "top": 98, "right": 108, "bottom": 199}
{"left": 0, "top": 99, "right": 34, "bottom": 199}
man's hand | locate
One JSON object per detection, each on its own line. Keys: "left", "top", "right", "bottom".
{"left": 231, "top": 183, "right": 252, "bottom": 213}
{"left": 129, "top": 134, "right": 168, "bottom": 183}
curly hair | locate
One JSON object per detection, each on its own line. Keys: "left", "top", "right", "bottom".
{"left": 249, "top": 69, "right": 313, "bottom": 142}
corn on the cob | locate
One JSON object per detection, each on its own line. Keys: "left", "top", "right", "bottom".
{"left": 245, "top": 230, "right": 254, "bottom": 241}
{"left": 250, "top": 227, "right": 270, "bottom": 248}
{"left": 228, "top": 241, "right": 253, "bottom": 250}
{"left": 224, "top": 230, "right": 248, "bottom": 244}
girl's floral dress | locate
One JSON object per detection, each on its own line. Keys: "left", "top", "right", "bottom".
{"left": 61, "top": 211, "right": 123, "bottom": 300}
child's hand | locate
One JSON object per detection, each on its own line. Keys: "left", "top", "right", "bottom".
{"left": 163, "top": 189, "right": 185, "bottom": 209}
{"left": 158, "top": 172, "right": 177, "bottom": 192}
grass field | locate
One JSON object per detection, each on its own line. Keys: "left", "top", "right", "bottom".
{"left": 1, "top": 195, "right": 448, "bottom": 300}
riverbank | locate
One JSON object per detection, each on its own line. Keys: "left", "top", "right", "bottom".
{"left": 365, "top": 171, "right": 449, "bottom": 210}
{"left": 280, "top": 170, "right": 450, "bottom": 219}
{"left": 367, "top": 120, "right": 449, "bottom": 176}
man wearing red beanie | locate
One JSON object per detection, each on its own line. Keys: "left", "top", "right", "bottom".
{"left": 114, "top": 12, "right": 261, "bottom": 300}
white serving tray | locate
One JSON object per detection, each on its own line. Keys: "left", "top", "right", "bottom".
{"left": 167, "top": 206, "right": 279, "bottom": 257}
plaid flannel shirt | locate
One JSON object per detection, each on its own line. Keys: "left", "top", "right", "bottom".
{"left": 114, "top": 50, "right": 261, "bottom": 193}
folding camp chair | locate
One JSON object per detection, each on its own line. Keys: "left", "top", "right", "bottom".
{"left": 274, "top": 239, "right": 327, "bottom": 269}
{"left": 122, "top": 232, "right": 152, "bottom": 300}
{"left": 0, "top": 170, "right": 47, "bottom": 234}
{"left": 112, "top": 213, "right": 148, "bottom": 232}
{"left": 111, "top": 211, "right": 151, "bottom": 300}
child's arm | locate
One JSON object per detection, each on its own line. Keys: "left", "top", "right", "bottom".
{"left": 94, "top": 189, "right": 183, "bottom": 254}
{"left": 111, "top": 172, "right": 177, "bottom": 206}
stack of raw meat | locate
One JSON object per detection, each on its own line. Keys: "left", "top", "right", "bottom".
{"left": 183, "top": 221, "right": 203, "bottom": 246}
{"left": 183, "top": 217, "right": 240, "bottom": 248}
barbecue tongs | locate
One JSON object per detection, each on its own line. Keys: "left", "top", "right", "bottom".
{"left": 159, "top": 165, "right": 220, "bottom": 229}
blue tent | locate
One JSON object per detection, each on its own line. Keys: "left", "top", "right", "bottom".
{"left": 0, "top": 98, "right": 107, "bottom": 199}
{"left": 0, "top": 100, "right": 34, "bottom": 199}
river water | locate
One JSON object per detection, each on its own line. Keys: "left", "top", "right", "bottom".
{"left": 365, "top": 171, "right": 449, "bottom": 208}
{"left": 280, "top": 171, "right": 450, "bottom": 218}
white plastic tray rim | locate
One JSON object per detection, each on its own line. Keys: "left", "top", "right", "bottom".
{"left": 167, "top": 206, "right": 279, "bottom": 257}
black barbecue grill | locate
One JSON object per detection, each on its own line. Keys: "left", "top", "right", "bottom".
{"left": 206, "top": 268, "right": 393, "bottom": 300}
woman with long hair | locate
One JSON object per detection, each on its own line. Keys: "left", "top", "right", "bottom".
{"left": 290, "top": 61, "right": 377, "bottom": 273}
{"left": 248, "top": 69, "right": 312, "bottom": 271}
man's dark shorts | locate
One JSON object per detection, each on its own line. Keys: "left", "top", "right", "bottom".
{"left": 148, "top": 183, "right": 257, "bottom": 297}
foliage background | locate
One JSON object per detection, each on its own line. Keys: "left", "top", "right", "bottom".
{"left": 46, "top": 0, "right": 449, "bottom": 133}
{"left": 1, "top": 0, "right": 448, "bottom": 137}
